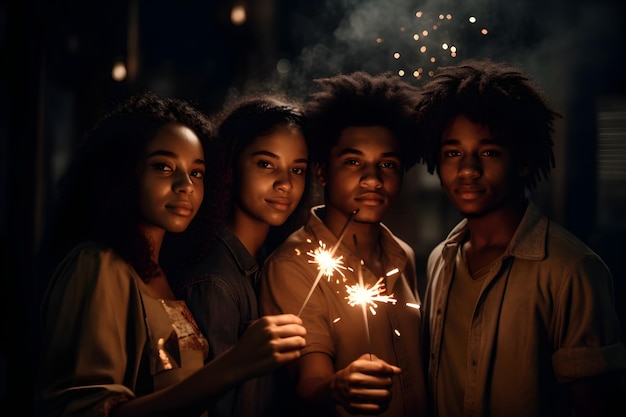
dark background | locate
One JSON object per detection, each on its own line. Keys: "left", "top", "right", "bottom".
{"left": 2, "top": 1, "right": 625, "bottom": 415}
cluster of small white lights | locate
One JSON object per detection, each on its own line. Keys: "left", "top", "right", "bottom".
{"left": 381, "top": 9, "right": 490, "bottom": 80}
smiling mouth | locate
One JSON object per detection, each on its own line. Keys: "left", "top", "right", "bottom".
{"left": 267, "top": 200, "right": 291, "bottom": 211}
{"left": 167, "top": 204, "right": 193, "bottom": 216}
{"left": 454, "top": 186, "right": 484, "bottom": 199}
{"left": 355, "top": 193, "right": 384, "bottom": 206}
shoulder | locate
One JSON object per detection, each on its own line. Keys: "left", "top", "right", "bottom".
{"left": 53, "top": 241, "right": 139, "bottom": 290}
{"left": 56, "top": 242, "right": 130, "bottom": 277}
{"left": 380, "top": 222, "right": 416, "bottom": 258}
{"left": 42, "top": 242, "right": 142, "bottom": 313}
{"left": 545, "top": 221, "right": 611, "bottom": 276}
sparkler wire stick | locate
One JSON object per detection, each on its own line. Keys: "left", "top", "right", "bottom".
{"left": 296, "top": 209, "right": 359, "bottom": 317}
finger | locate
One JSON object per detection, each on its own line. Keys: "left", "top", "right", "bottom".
{"left": 346, "top": 400, "right": 390, "bottom": 415}
{"left": 273, "top": 349, "right": 303, "bottom": 364}
{"left": 264, "top": 313, "right": 303, "bottom": 326}
{"left": 270, "top": 323, "right": 307, "bottom": 338}
{"left": 272, "top": 335, "right": 306, "bottom": 352}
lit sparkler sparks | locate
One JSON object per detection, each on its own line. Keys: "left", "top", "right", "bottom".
{"left": 296, "top": 209, "right": 359, "bottom": 317}
{"left": 345, "top": 276, "right": 397, "bottom": 315}
{"left": 307, "top": 240, "right": 347, "bottom": 281}
{"left": 346, "top": 235, "right": 398, "bottom": 358}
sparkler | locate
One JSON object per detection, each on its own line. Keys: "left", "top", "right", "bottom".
{"left": 345, "top": 235, "right": 397, "bottom": 358}
{"left": 306, "top": 240, "right": 347, "bottom": 283}
{"left": 296, "top": 209, "right": 359, "bottom": 317}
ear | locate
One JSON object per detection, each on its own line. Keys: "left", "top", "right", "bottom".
{"left": 315, "top": 163, "right": 327, "bottom": 186}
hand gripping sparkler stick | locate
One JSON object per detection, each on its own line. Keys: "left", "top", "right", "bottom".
{"left": 296, "top": 209, "right": 359, "bottom": 317}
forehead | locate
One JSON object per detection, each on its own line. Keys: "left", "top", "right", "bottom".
{"left": 242, "top": 125, "right": 307, "bottom": 155}
{"left": 334, "top": 126, "right": 400, "bottom": 153}
{"left": 147, "top": 123, "right": 204, "bottom": 155}
{"left": 440, "top": 114, "right": 508, "bottom": 147}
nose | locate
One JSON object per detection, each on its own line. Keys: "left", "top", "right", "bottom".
{"left": 458, "top": 154, "right": 482, "bottom": 179}
{"left": 274, "top": 170, "right": 293, "bottom": 192}
{"left": 174, "top": 171, "right": 194, "bottom": 193}
{"left": 360, "top": 164, "right": 383, "bottom": 188}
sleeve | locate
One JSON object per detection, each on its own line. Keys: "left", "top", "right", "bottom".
{"left": 180, "top": 275, "right": 241, "bottom": 360}
{"left": 39, "top": 245, "right": 145, "bottom": 417}
{"left": 551, "top": 253, "right": 626, "bottom": 382}
{"left": 259, "top": 249, "right": 335, "bottom": 357}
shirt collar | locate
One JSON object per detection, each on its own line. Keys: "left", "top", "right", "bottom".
{"left": 442, "top": 202, "right": 548, "bottom": 261}
{"left": 217, "top": 224, "right": 259, "bottom": 279}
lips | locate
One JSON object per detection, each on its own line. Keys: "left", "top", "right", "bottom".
{"left": 453, "top": 184, "right": 485, "bottom": 199}
{"left": 355, "top": 192, "right": 385, "bottom": 206}
{"left": 266, "top": 198, "right": 292, "bottom": 211}
{"left": 166, "top": 201, "right": 194, "bottom": 216}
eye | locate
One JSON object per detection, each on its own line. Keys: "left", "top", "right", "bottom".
{"left": 257, "top": 160, "right": 273, "bottom": 169}
{"left": 191, "top": 169, "right": 204, "bottom": 179}
{"left": 344, "top": 158, "right": 360, "bottom": 166}
{"left": 291, "top": 167, "right": 306, "bottom": 175}
{"left": 152, "top": 162, "right": 173, "bottom": 172}
{"left": 380, "top": 160, "right": 399, "bottom": 169}
{"left": 481, "top": 149, "right": 501, "bottom": 157}
{"left": 441, "top": 149, "right": 460, "bottom": 158}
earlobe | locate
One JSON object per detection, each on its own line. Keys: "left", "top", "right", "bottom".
{"left": 316, "top": 163, "right": 327, "bottom": 186}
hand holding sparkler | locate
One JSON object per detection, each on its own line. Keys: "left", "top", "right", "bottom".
{"left": 297, "top": 209, "right": 359, "bottom": 316}
{"left": 330, "top": 353, "right": 401, "bottom": 415}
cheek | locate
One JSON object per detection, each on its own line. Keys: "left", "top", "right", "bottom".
{"left": 195, "top": 186, "right": 204, "bottom": 205}
{"left": 238, "top": 173, "right": 262, "bottom": 197}
{"left": 386, "top": 176, "right": 402, "bottom": 198}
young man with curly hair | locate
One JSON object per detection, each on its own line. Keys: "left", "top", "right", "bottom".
{"left": 416, "top": 58, "right": 626, "bottom": 417}
{"left": 259, "top": 72, "right": 429, "bottom": 417}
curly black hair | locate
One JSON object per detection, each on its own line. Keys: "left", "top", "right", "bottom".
{"left": 416, "top": 58, "right": 561, "bottom": 191}
{"left": 39, "top": 91, "right": 215, "bottom": 282}
{"left": 304, "top": 71, "right": 422, "bottom": 171}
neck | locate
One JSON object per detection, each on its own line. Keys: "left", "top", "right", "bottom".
{"left": 323, "top": 208, "right": 383, "bottom": 274}
{"left": 228, "top": 214, "right": 270, "bottom": 258}
{"left": 465, "top": 198, "right": 527, "bottom": 250}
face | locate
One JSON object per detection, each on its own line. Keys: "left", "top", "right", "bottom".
{"left": 138, "top": 123, "right": 205, "bottom": 235}
{"left": 319, "top": 126, "right": 403, "bottom": 224}
{"left": 233, "top": 125, "right": 308, "bottom": 227}
{"left": 438, "top": 114, "right": 521, "bottom": 217}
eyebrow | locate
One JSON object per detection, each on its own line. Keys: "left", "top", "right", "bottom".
{"left": 146, "top": 150, "right": 206, "bottom": 165}
{"left": 252, "top": 150, "right": 308, "bottom": 164}
{"left": 337, "top": 147, "right": 401, "bottom": 159}
{"left": 441, "top": 138, "right": 502, "bottom": 146}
